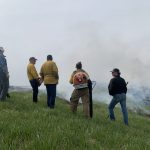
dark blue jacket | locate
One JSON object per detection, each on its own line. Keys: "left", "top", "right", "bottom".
{"left": 108, "top": 76, "right": 127, "bottom": 96}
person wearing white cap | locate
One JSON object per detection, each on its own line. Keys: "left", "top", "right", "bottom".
{"left": 0, "top": 47, "right": 9, "bottom": 101}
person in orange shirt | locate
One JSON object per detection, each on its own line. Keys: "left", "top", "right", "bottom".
{"left": 27, "top": 57, "right": 40, "bottom": 103}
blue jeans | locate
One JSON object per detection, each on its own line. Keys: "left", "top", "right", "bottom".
{"left": 46, "top": 84, "right": 56, "bottom": 108}
{"left": 108, "top": 93, "right": 128, "bottom": 125}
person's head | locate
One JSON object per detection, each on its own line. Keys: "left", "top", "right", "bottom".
{"left": 111, "top": 68, "right": 121, "bottom": 77}
{"left": 47, "top": 55, "right": 53, "bottom": 61}
{"left": 29, "top": 57, "right": 37, "bottom": 64}
{"left": 0, "top": 47, "right": 5, "bottom": 54}
{"left": 76, "top": 62, "right": 82, "bottom": 69}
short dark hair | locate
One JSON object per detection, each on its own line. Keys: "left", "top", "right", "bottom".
{"left": 76, "top": 62, "right": 82, "bottom": 69}
{"left": 47, "top": 55, "right": 53, "bottom": 60}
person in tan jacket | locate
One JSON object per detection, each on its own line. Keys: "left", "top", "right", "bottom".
{"left": 27, "top": 57, "right": 40, "bottom": 103}
{"left": 40, "top": 55, "right": 59, "bottom": 108}
{"left": 69, "top": 62, "right": 90, "bottom": 117}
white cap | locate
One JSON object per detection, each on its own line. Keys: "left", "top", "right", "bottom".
{"left": 0, "top": 47, "right": 5, "bottom": 52}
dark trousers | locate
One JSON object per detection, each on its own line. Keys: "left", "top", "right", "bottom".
{"left": 0, "top": 74, "right": 9, "bottom": 101}
{"left": 46, "top": 84, "right": 56, "bottom": 108}
{"left": 30, "top": 79, "right": 39, "bottom": 102}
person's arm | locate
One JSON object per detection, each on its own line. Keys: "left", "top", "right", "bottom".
{"left": 108, "top": 79, "right": 115, "bottom": 96}
{"left": 123, "top": 79, "right": 128, "bottom": 94}
{"left": 2, "top": 57, "right": 9, "bottom": 77}
{"left": 69, "top": 73, "right": 74, "bottom": 84}
{"left": 52, "top": 62, "right": 59, "bottom": 80}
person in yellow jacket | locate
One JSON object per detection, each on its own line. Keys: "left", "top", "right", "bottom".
{"left": 69, "top": 62, "right": 90, "bottom": 118}
{"left": 40, "top": 55, "right": 59, "bottom": 108}
{"left": 27, "top": 57, "right": 40, "bottom": 103}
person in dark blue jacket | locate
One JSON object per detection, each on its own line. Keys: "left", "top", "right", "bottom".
{"left": 108, "top": 68, "right": 128, "bottom": 125}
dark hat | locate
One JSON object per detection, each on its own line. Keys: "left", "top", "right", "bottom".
{"left": 111, "top": 68, "right": 120, "bottom": 73}
{"left": 47, "top": 55, "right": 53, "bottom": 60}
{"left": 29, "top": 57, "right": 37, "bottom": 61}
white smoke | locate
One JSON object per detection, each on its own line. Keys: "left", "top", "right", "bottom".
{"left": 1, "top": 0, "right": 150, "bottom": 115}
{"left": 57, "top": 23, "right": 150, "bottom": 115}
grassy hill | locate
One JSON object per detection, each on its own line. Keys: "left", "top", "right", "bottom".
{"left": 0, "top": 92, "right": 149, "bottom": 150}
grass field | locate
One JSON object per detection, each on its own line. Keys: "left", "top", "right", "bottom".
{"left": 0, "top": 92, "right": 149, "bottom": 150}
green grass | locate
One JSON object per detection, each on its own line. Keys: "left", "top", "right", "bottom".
{"left": 0, "top": 92, "right": 149, "bottom": 150}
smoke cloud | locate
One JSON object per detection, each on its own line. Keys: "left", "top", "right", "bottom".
{"left": 57, "top": 25, "right": 150, "bottom": 115}
{"left": 0, "top": 0, "right": 150, "bottom": 114}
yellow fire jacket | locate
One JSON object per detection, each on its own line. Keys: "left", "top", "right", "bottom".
{"left": 27, "top": 63, "right": 39, "bottom": 81}
{"left": 40, "top": 60, "right": 59, "bottom": 85}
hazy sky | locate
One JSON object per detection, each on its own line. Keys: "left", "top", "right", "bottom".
{"left": 0, "top": 0, "right": 150, "bottom": 88}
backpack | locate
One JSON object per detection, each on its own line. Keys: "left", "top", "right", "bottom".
{"left": 73, "top": 71, "right": 89, "bottom": 89}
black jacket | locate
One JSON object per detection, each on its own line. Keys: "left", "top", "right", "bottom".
{"left": 108, "top": 76, "right": 127, "bottom": 96}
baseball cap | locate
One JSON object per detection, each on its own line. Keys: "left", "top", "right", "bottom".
{"left": 110, "top": 68, "right": 120, "bottom": 73}
{"left": 29, "top": 57, "right": 37, "bottom": 61}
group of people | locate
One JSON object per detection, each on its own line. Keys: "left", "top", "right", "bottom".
{"left": 27, "top": 55, "right": 128, "bottom": 125}
{"left": 27, "top": 55, "right": 59, "bottom": 108}
{"left": 0, "top": 47, "right": 128, "bottom": 125}
{"left": 27, "top": 56, "right": 91, "bottom": 116}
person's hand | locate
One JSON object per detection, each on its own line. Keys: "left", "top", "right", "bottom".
{"left": 37, "top": 77, "right": 41, "bottom": 80}
{"left": 37, "top": 78, "right": 43, "bottom": 86}
{"left": 40, "top": 78, "right": 44, "bottom": 84}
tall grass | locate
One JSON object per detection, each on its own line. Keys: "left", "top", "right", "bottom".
{"left": 0, "top": 92, "right": 149, "bottom": 150}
